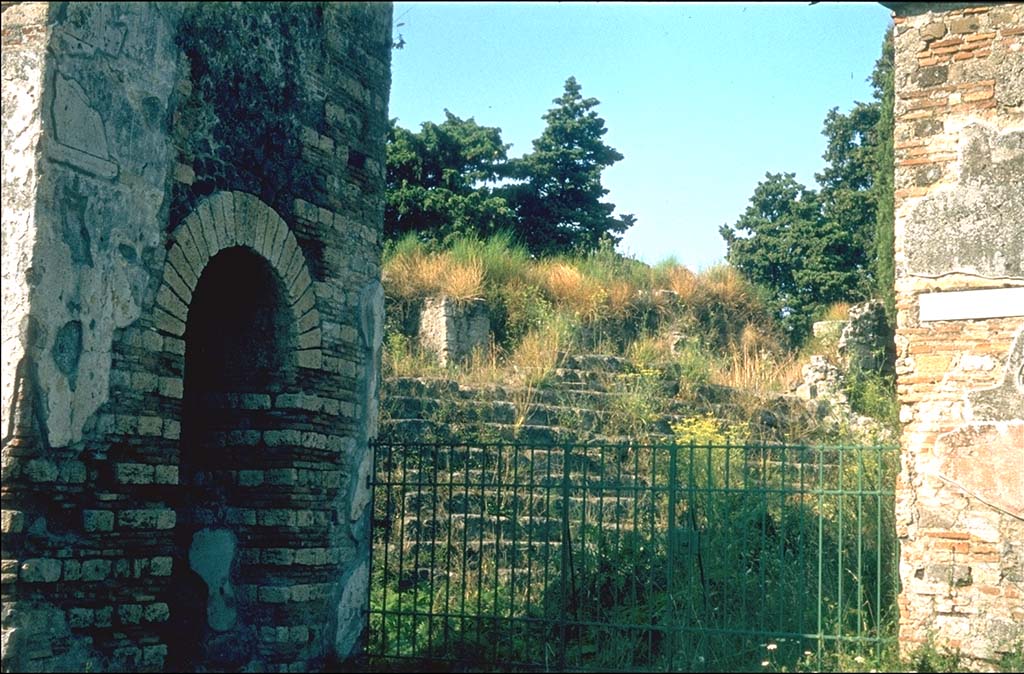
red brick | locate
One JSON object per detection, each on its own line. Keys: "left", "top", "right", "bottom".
{"left": 925, "top": 530, "right": 971, "bottom": 540}
{"left": 963, "top": 89, "right": 995, "bottom": 102}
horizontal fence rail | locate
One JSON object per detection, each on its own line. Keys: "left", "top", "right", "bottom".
{"left": 366, "top": 440, "right": 900, "bottom": 672}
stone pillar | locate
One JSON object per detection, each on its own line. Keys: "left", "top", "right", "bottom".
{"left": 890, "top": 2, "right": 1024, "bottom": 664}
{"left": 418, "top": 296, "right": 491, "bottom": 366}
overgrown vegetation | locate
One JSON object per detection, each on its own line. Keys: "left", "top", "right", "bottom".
{"left": 381, "top": 229, "right": 897, "bottom": 446}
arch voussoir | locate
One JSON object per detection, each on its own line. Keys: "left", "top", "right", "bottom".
{"left": 158, "top": 191, "right": 324, "bottom": 354}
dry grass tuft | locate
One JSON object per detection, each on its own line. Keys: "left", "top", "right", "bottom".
{"left": 534, "top": 261, "right": 606, "bottom": 322}
{"left": 664, "top": 264, "right": 700, "bottom": 304}
{"left": 822, "top": 301, "right": 852, "bottom": 321}
{"left": 383, "top": 246, "right": 484, "bottom": 303}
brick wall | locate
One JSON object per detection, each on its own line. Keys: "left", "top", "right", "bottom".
{"left": 891, "top": 2, "right": 1023, "bottom": 664}
{"left": 1, "top": 3, "right": 392, "bottom": 671}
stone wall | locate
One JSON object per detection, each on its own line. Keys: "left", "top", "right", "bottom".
{"left": 890, "top": 2, "right": 1024, "bottom": 664}
{"left": 1, "top": 2, "right": 391, "bottom": 671}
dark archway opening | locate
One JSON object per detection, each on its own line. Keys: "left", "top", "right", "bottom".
{"left": 169, "top": 246, "right": 297, "bottom": 671}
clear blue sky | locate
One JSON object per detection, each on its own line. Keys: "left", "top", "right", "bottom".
{"left": 388, "top": 1, "right": 894, "bottom": 271}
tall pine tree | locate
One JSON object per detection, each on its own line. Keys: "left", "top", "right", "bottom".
{"left": 505, "top": 77, "right": 635, "bottom": 256}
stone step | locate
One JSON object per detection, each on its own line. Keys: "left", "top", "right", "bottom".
{"left": 556, "top": 352, "right": 635, "bottom": 373}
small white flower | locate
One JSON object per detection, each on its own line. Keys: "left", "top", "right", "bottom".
{"left": 855, "top": 656, "right": 866, "bottom": 664}
{"left": 767, "top": 643, "right": 778, "bottom": 651}
{"left": 804, "top": 650, "right": 813, "bottom": 657}
{"left": 761, "top": 660, "right": 770, "bottom": 667}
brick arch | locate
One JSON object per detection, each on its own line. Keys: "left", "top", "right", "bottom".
{"left": 153, "top": 191, "right": 322, "bottom": 368}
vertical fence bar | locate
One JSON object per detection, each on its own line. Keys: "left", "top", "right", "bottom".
{"left": 443, "top": 443, "right": 455, "bottom": 655}
{"left": 492, "top": 442, "right": 503, "bottom": 665}
{"left": 875, "top": 445, "right": 883, "bottom": 662}
{"left": 475, "top": 445, "right": 487, "bottom": 653}
{"left": 395, "top": 443, "right": 411, "bottom": 656}
{"left": 837, "top": 446, "right": 845, "bottom": 655}
{"left": 559, "top": 443, "right": 571, "bottom": 671}
{"left": 505, "top": 440, "right": 516, "bottom": 655}
{"left": 366, "top": 440, "right": 382, "bottom": 658}
{"left": 409, "top": 447, "right": 423, "bottom": 657}
{"left": 816, "top": 443, "right": 825, "bottom": 670}
{"left": 666, "top": 441, "right": 679, "bottom": 672}
{"left": 857, "top": 446, "right": 865, "bottom": 649}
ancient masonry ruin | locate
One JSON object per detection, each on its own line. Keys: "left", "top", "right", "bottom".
{"left": 1, "top": 2, "right": 391, "bottom": 671}
{"left": 888, "top": 1, "right": 1024, "bottom": 664}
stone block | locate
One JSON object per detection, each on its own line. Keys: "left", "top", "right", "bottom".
{"left": 20, "top": 558, "right": 62, "bottom": 583}
{"left": 265, "top": 469, "right": 297, "bottom": 486}
{"left": 82, "top": 559, "right": 111, "bottom": 582}
{"left": 118, "top": 604, "right": 143, "bottom": 625}
{"left": 68, "top": 608, "right": 94, "bottom": 628}
{"left": 297, "top": 349, "right": 323, "bottom": 369}
{"left": 154, "top": 465, "right": 178, "bottom": 484}
{"left": 93, "top": 606, "right": 113, "bottom": 628}
{"left": 238, "top": 470, "right": 264, "bottom": 487}
{"left": 143, "top": 602, "right": 169, "bottom": 623}
{"left": 24, "top": 459, "right": 58, "bottom": 482}
{"left": 59, "top": 460, "right": 86, "bottom": 483}
{"left": 293, "top": 548, "right": 326, "bottom": 566}
{"left": 149, "top": 557, "right": 172, "bottom": 577}
{"left": 162, "top": 419, "right": 181, "bottom": 440}
{"left": 142, "top": 644, "right": 168, "bottom": 669}
{"left": 119, "top": 509, "right": 175, "bottom": 530}
{"left": 114, "top": 463, "right": 154, "bottom": 484}
{"left": 261, "top": 548, "right": 294, "bottom": 565}
{"left": 196, "top": 207, "right": 221, "bottom": 258}
{"left": 138, "top": 416, "right": 163, "bottom": 436}
{"left": 289, "top": 584, "right": 311, "bottom": 602}
{"left": 259, "top": 586, "right": 290, "bottom": 603}
{"left": 159, "top": 376, "right": 183, "bottom": 399}
{"left": 62, "top": 559, "right": 81, "bottom": 581}
{"left": 1, "top": 510, "right": 25, "bottom": 534}
{"left": 290, "top": 625, "right": 309, "bottom": 644}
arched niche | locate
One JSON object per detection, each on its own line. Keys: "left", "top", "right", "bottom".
{"left": 158, "top": 192, "right": 325, "bottom": 671}
{"left": 170, "top": 246, "right": 297, "bottom": 670}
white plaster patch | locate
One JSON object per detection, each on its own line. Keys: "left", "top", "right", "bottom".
{"left": 334, "top": 560, "right": 368, "bottom": 660}
{"left": 959, "top": 354, "right": 997, "bottom": 371}
{"left": 349, "top": 449, "right": 372, "bottom": 523}
{"left": 188, "top": 528, "right": 237, "bottom": 632}
{"left": 919, "top": 287, "right": 1024, "bottom": 322}
{"left": 52, "top": 73, "right": 110, "bottom": 159}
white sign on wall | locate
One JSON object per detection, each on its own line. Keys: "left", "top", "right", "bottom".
{"left": 918, "top": 287, "right": 1024, "bottom": 322}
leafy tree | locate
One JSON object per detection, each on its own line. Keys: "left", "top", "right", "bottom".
{"left": 721, "top": 173, "right": 842, "bottom": 344}
{"left": 720, "top": 29, "right": 894, "bottom": 345}
{"left": 385, "top": 111, "right": 515, "bottom": 243}
{"left": 504, "top": 76, "right": 635, "bottom": 256}
{"left": 871, "top": 27, "right": 896, "bottom": 318}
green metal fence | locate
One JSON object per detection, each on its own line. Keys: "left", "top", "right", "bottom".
{"left": 366, "top": 440, "right": 900, "bottom": 672}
